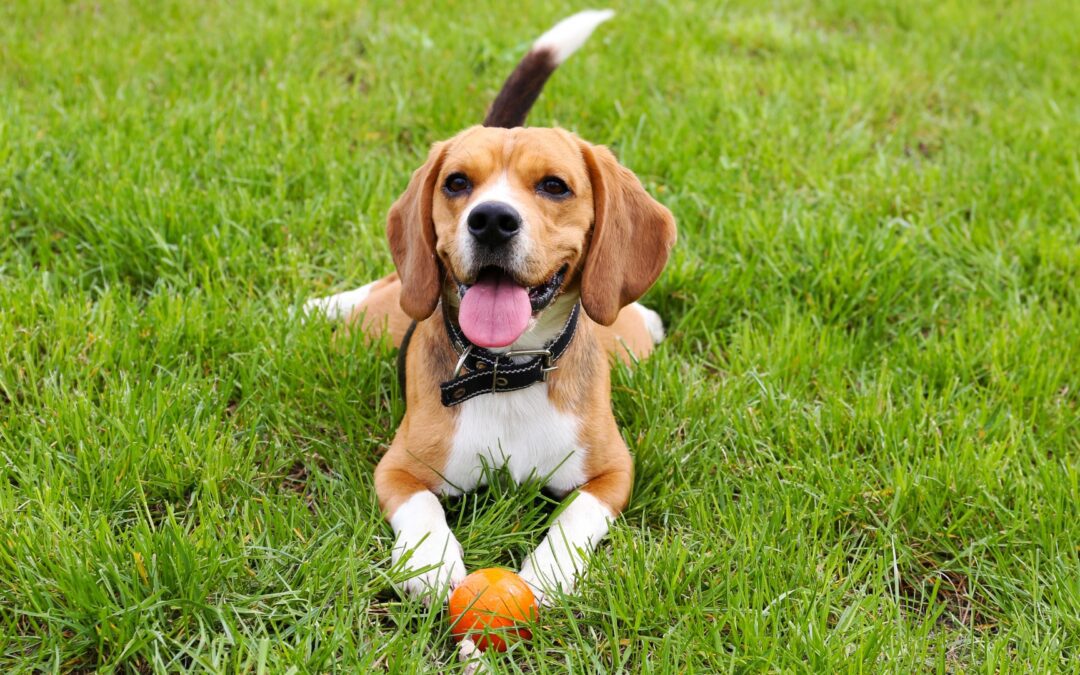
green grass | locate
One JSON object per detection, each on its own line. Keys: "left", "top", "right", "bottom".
{"left": 2, "top": 0, "right": 1078, "bottom": 671}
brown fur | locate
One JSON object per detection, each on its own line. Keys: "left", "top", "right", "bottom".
{"left": 579, "top": 143, "right": 678, "bottom": 326}
{"left": 387, "top": 144, "right": 447, "bottom": 321}
{"left": 369, "top": 125, "right": 675, "bottom": 522}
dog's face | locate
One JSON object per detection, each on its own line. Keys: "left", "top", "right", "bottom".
{"left": 388, "top": 125, "right": 675, "bottom": 342}
{"left": 434, "top": 126, "right": 593, "bottom": 298}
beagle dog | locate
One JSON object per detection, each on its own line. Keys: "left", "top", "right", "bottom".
{"left": 306, "top": 10, "right": 676, "bottom": 603}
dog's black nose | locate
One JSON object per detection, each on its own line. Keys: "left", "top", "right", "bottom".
{"left": 467, "top": 202, "right": 521, "bottom": 246}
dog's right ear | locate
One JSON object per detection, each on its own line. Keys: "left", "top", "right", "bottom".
{"left": 387, "top": 142, "right": 447, "bottom": 321}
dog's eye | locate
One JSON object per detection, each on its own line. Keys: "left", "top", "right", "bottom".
{"left": 443, "top": 173, "right": 471, "bottom": 195}
{"left": 537, "top": 177, "right": 571, "bottom": 198}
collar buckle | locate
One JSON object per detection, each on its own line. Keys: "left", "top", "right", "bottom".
{"left": 503, "top": 348, "right": 557, "bottom": 382}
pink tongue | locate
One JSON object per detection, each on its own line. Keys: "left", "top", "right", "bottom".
{"left": 459, "top": 271, "right": 532, "bottom": 348}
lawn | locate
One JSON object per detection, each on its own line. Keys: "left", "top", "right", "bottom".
{"left": 2, "top": 0, "right": 1078, "bottom": 671}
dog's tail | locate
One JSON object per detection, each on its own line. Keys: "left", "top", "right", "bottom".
{"left": 483, "top": 9, "right": 614, "bottom": 129}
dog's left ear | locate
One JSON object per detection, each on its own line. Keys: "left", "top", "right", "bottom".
{"left": 578, "top": 141, "right": 677, "bottom": 326}
{"left": 387, "top": 142, "right": 447, "bottom": 321}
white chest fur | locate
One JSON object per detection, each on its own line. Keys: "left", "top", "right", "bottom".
{"left": 437, "top": 384, "right": 585, "bottom": 497}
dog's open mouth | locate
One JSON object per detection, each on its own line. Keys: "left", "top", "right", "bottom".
{"left": 455, "top": 264, "right": 567, "bottom": 348}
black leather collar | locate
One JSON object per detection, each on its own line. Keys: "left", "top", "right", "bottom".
{"left": 439, "top": 302, "right": 581, "bottom": 407}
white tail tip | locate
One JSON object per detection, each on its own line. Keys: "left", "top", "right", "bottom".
{"left": 533, "top": 9, "right": 615, "bottom": 65}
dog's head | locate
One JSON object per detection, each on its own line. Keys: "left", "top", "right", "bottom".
{"left": 387, "top": 125, "right": 676, "bottom": 347}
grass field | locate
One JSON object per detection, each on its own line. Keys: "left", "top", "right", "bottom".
{"left": 2, "top": 0, "right": 1079, "bottom": 671}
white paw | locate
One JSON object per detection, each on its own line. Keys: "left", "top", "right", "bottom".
{"left": 519, "top": 548, "right": 574, "bottom": 607}
{"left": 519, "top": 491, "right": 614, "bottom": 604}
{"left": 518, "top": 557, "right": 570, "bottom": 609}
{"left": 390, "top": 491, "right": 466, "bottom": 602}
{"left": 458, "top": 637, "right": 488, "bottom": 674}
{"left": 394, "top": 525, "right": 466, "bottom": 601}
{"left": 302, "top": 282, "right": 375, "bottom": 321}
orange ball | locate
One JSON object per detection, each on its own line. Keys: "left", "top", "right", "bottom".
{"left": 448, "top": 568, "right": 538, "bottom": 652}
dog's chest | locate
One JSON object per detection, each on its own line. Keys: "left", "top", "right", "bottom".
{"left": 437, "top": 384, "right": 585, "bottom": 497}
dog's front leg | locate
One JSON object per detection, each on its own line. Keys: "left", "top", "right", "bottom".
{"left": 375, "top": 466, "right": 466, "bottom": 601}
{"left": 519, "top": 467, "right": 631, "bottom": 604}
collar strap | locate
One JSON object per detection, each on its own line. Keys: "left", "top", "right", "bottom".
{"left": 440, "top": 302, "right": 581, "bottom": 407}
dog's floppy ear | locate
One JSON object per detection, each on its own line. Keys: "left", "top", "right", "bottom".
{"left": 579, "top": 142, "right": 677, "bottom": 326}
{"left": 387, "top": 142, "right": 447, "bottom": 321}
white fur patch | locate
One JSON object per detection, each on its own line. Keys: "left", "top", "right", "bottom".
{"left": 457, "top": 173, "right": 532, "bottom": 275}
{"left": 302, "top": 281, "right": 375, "bottom": 321}
{"left": 533, "top": 9, "right": 616, "bottom": 65}
{"left": 439, "top": 380, "right": 585, "bottom": 498}
{"left": 631, "top": 302, "right": 666, "bottom": 344}
{"left": 389, "top": 491, "right": 465, "bottom": 599}
{"left": 519, "top": 491, "right": 614, "bottom": 603}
